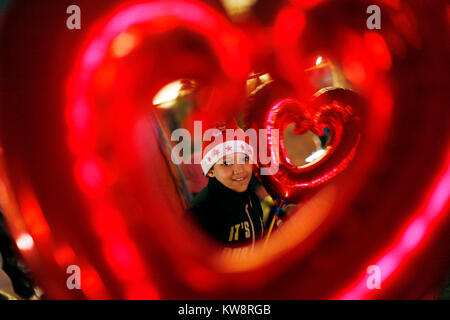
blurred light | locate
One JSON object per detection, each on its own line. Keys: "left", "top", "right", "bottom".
{"left": 125, "top": 283, "right": 160, "bottom": 300}
{"left": 64, "top": 0, "right": 248, "bottom": 299}
{"left": 90, "top": 205, "right": 154, "bottom": 291}
{"left": 109, "top": 241, "right": 134, "bottom": 267}
{"left": 273, "top": 7, "right": 306, "bottom": 50}
{"left": 82, "top": 265, "right": 110, "bottom": 299}
{"left": 19, "top": 185, "right": 51, "bottom": 239}
{"left": 371, "top": 83, "right": 393, "bottom": 123}
{"left": 16, "top": 233, "right": 34, "bottom": 251}
{"left": 111, "top": 32, "right": 139, "bottom": 58}
{"left": 364, "top": 32, "right": 392, "bottom": 70}
{"left": 0, "top": 179, "right": 8, "bottom": 207}
{"left": 259, "top": 73, "right": 272, "bottom": 83}
{"left": 94, "top": 64, "right": 116, "bottom": 91}
{"left": 400, "top": 219, "right": 426, "bottom": 250}
{"left": 315, "top": 56, "right": 323, "bottom": 66}
{"left": 69, "top": 100, "right": 90, "bottom": 134}
{"left": 447, "top": 5, "right": 450, "bottom": 24}
{"left": 289, "top": 0, "right": 326, "bottom": 8}
{"left": 247, "top": 72, "right": 273, "bottom": 96}
{"left": 220, "top": 0, "right": 257, "bottom": 17}
{"left": 153, "top": 80, "right": 183, "bottom": 108}
{"left": 186, "top": 264, "right": 218, "bottom": 291}
{"left": 338, "top": 156, "right": 450, "bottom": 299}
{"left": 273, "top": 6, "right": 311, "bottom": 97}
{"left": 54, "top": 244, "right": 76, "bottom": 267}
{"left": 344, "top": 60, "right": 366, "bottom": 85}
{"left": 378, "top": 0, "right": 401, "bottom": 9}
{"left": 305, "top": 149, "right": 326, "bottom": 163}
{"left": 83, "top": 39, "right": 106, "bottom": 71}
{"left": 75, "top": 158, "right": 104, "bottom": 191}
{"left": 304, "top": 55, "right": 331, "bottom": 72}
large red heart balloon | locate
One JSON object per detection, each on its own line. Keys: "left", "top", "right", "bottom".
{"left": 0, "top": 0, "right": 448, "bottom": 300}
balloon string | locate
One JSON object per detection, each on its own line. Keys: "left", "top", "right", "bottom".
{"left": 263, "top": 198, "right": 289, "bottom": 250}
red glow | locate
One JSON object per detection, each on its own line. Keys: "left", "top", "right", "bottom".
{"left": 0, "top": 0, "right": 446, "bottom": 301}
{"left": 273, "top": 7, "right": 315, "bottom": 98}
{"left": 24, "top": 0, "right": 435, "bottom": 300}
{"left": 106, "top": 241, "right": 135, "bottom": 270}
{"left": 69, "top": 100, "right": 91, "bottom": 134}
{"left": 111, "top": 31, "right": 140, "bottom": 58}
{"left": 341, "top": 32, "right": 384, "bottom": 87}
{"left": 343, "top": 60, "right": 366, "bottom": 85}
{"left": 273, "top": 7, "right": 306, "bottom": 49}
{"left": 101, "top": 235, "right": 154, "bottom": 284}
{"left": 364, "top": 32, "right": 392, "bottom": 71}
{"left": 378, "top": 0, "right": 401, "bottom": 9}
{"left": 369, "top": 83, "right": 393, "bottom": 139}
{"left": 125, "top": 283, "right": 160, "bottom": 300}
{"left": 88, "top": 203, "right": 157, "bottom": 295}
{"left": 185, "top": 264, "right": 220, "bottom": 292}
{"left": 337, "top": 155, "right": 450, "bottom": 299}
{"left": 289, "top": 0, "right": 326, "bottom": 8}
{"left": 64, "top": 0, "right": 252, "bottom": 298}
{"left": 75, "top": 158, "right": 104, "bottom": 191}
{"left": 82, "top": 266, "right": 110, "bottom": 299}
{"left": 18, "top": 186, "right": 51, "bottom": 240}
{"left": 54, "top": 244, "right": 76, "bottom": 267}
{"left": 400, "top": 220, "right": 426, "bottom": 250}
{"left": 94, "top": 64, "right": 116, "bottom": 91}
{"left": 447, "top": 5, "right": 450, "bottom": 24}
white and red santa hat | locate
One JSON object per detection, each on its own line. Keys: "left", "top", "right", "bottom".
{"left": 200, "top": 120, "right": 254, "bottom": 175}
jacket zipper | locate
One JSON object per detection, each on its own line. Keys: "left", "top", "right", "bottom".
{"left": 245, "top": 197, "right": 256, "bottom": 249}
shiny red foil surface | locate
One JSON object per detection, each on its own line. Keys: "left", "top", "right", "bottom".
{"left": 0, "top": 0, "right": 448, "bottom": 299}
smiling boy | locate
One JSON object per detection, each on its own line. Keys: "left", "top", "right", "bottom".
{"left": 188, "top": 124, "right": 265, "bottom": 249}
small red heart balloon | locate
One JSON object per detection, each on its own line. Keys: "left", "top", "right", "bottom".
{"left": 247, "top": 85, "right": 363, "bottom": 203}
{"left": 0, "top": 0, "right": 448, "bottom": 301}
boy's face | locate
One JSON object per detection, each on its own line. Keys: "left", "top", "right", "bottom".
{"left": 207, "top": 152, "right": 252, "bottom": 193}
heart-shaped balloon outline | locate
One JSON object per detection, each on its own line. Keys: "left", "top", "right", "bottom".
{"left": 247, "top": 87, "right": 362, "bottom": 204}
{"left": 0, "top": 0, "right": 448, "bottom": 300}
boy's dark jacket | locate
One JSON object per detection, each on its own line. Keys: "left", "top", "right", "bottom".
{"left": 189, "top": 177, "right": 265, "bottom": 247}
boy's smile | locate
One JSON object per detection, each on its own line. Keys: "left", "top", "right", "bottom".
{"left": 207, "top": 152, "right": 253, "bottom": 192}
